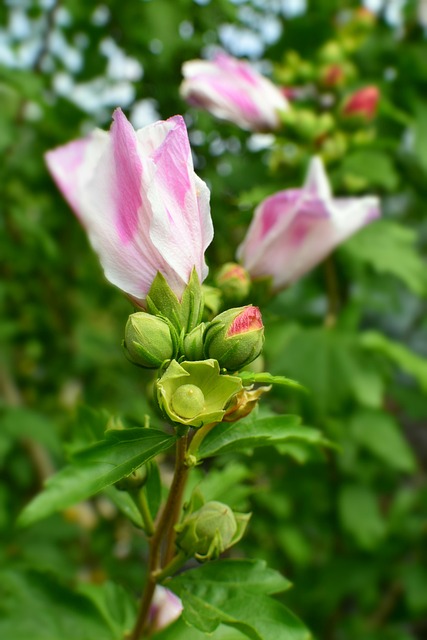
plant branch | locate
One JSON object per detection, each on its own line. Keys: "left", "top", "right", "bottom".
{"left": 129, "top": 433, "right": 189, "bottom": 640}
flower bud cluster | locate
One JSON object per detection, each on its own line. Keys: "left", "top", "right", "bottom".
{"left": 122, "top": 272, "right": 266, "bottom": 429}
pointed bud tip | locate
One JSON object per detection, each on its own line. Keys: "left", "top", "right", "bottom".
{"left": 227, "top": 305, "right": 263, "bottom": 337}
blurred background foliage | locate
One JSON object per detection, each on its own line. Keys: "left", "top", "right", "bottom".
{"left": 1, "top": 0, "right": 427, "bottom": 638}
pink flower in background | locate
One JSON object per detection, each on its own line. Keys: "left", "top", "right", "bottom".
{"left": 237, "top": 157, "right": 380, "bottom": 290}
{"left": 181, "top": 53, "right": 289, "bottom": 132}
{"left": 45, "top": 109, "right": 213, "bottom": 305}
{"left": 149, "top": 586, "right": 183, "bottom": 631}
{"left": 342, "top": 86, "right": 380, "bottom": 120}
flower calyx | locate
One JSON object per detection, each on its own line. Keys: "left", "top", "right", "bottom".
{"left": 175, "top": 500, "right": 251, "bottom": 562}
{"left": 156, "top": 359, "right": 242, "bottom": 428}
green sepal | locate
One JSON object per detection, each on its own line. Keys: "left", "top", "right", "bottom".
{"left": 146, "top": 269, "right": 204, "bottom": 333}
{"left": 180, "top": 268, "right": 204, "bottom": 333}
{"left": 183, "top": 323, "right": 206, "bottom": 360}
{"left": 146, "top": 272, "right": 183, "bottom": 330}
{"left": 237, "top": 371, "right": 306, "bottom": 392}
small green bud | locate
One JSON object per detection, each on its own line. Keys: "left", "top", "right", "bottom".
{"left": 123, "top": 312, "right": 177, "bottom": 369}
{"left": 183, "top": 323, "right": 206, "bottom": 361}
{"left": 204, "top": 306, "right": 264, "bottom": 371}
{"left": 215, "top": 263, "right": 251, "bottom": 304}
{"left": 115, "top": 465, "right": 148, "bottom": 491}
{"left": 157, "top": 359, "right": 242, "bottom": 428}
{"left": 175, "top": 501, "right": 251, "bottom": 562}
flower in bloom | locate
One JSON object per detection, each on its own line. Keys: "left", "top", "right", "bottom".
{"left": 180, "top": 52, "right": 289, "bottom": 132}
{"left": 342, "top": 86, "right": 380, "bottom": 121}
{"left": 149, "top": 586, "right": 183, "bottom": 631}
{"left": 45, "top": 109, "right": 213, "bottom": 305}
{"left": 237, "top": 157, "right": 380, "bottom": 290}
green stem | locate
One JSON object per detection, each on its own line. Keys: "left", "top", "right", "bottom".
{"left": 129, "top": 434, "right": 190, "bottom": 640}
{"left": 187, "top": 421, "right": 218, "bottom": 459}
{"left": 323, "top": 255, "right": 340, "bottom": 327}
{"left": 134, "top": 488, "right": 154, "bottom": 537}
{"left": 153, "top": 550, "right": 187, "bottom": 583}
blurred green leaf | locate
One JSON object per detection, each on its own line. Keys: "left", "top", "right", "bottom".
{"left": 0, "top": 570, "right": 121, "bottom": 640}
{"left": 338, "top": 485, "right": 387, "bottom": 550}
{"left": 360, "top": 331, "right": 427, "bottom": 393}
{"left": 337, "top": 150, "right": 399, "bottom": 191}
{"left": 350, "top": 409, "right": 416, "bottom": 473}
{"left": 343, "top": 221, "right": 427, "bottom": 295}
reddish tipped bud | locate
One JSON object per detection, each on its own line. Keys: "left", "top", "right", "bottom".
{"left": 204, "top": 305, "right": 264, "bottom": 371}
{"left": 215, "top": 262, "right": 251, "bottom": 304}
{"left": 322, "top": 64, "right": 344, "bottom": 88}
{"left": 342, "top": 86, "right": 380, "bottom": 121}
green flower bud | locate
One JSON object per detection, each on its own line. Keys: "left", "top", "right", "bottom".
{"left": 204, "top": 306, "right": 264, "bottom": 371}
{"left": 156, "top": 359, "right": 242, "bottom": 428}
{"left": 183, "top": 323, "right": 206, "bottom": 361}
{"left": 123, "top": 312, "right": 177, "bottom": 369}
{"left": 175, "top": 501, "right": 251, "bottom": 562}
{"left": 215, "top": 263, "right": 251, "bottom": 305}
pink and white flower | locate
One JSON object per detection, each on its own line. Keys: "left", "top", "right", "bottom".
{"left": 149, "top": 586, "right": 183, "bottom": 631}
{"left": 45, "top": 109, "right": 213, "bottom": 305}
{"left": 181, "top": 53, "right": 289, "bottom": 132}
{"left": 237, "top": 156, "right": 380, "bottom": 290}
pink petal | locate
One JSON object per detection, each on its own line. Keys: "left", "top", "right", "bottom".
{"left": 148, "top": 115, "right": 213, "bottom": 287}
{"left": 111, "top": 108, "right": 142, "bottom": 243}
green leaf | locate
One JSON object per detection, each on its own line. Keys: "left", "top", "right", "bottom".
{"left": 343, "top": 220, "right": 427, "bottom": 295}
{"left": 360, "top": 330, "right": 427, "bottom": 393}
{"left": 413, "top": 102, "right": 427, "bottom": 174}
{"left": 337, "top": 150, "right": 399, "bottom": 191}
{"left": 170, "top": 559, "right": 291, "bottom": 595}
{"left": 338, "top": 485, "right": 387, "bottom": 550}
{"left": 103, "top": 486, "right": 145, "bottom": 529}
{"left": 19, "top": 428, "right": 176, "bottom": 527}
{"left": 237, "top": 371, "right": 305, "bottom": 392}
{"left": 349, "top": 409, "right": 416, "bottom": 473}
{"left": 167, "top": 559, "right": 310, "bottom": 640}
{"left": 154, "top": 618, "right": 247, "bottom": 639}
{"left": 267, "top": 327, "right": 384, "bottom": 415}
{"left": 77, "top": 581, "right": 136, "bottom": 638}
{"left": 0, "top": 570, "right": 120, "bottom": 640}
{"left": 195, "top": 415, "right": 330, "bottom": 461}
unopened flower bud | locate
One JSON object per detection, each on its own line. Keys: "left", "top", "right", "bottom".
{"left": 149, "top": 586, "right": 182, "bottom": 632}
{"left": 115, "top": 465, "right": 148, "bottom": 491}
{"left": 175, "top": 501, "right": 251, "bottom": 561}
{"left": 342, "top": 86, "right": 379, "bottom": 121}
{"left": 156, "top": 359, "right": 242, "bottom": 428}
{"left": 215, "top": 262, "right": 251, "bottom": 304}
{"left": 204, "top": 305, "right": 264, "bottom": 371}
{"left": 223, "top": 384, "right": 271, "bottom": 422}
{"left": 320, "top": 63, "right": 344, "bottom": 88}
{"left": 123, "top": 312, "right": 177, "bottom": 369}
{"left": 183, "top": 323, "right": 206, "bottom": 361}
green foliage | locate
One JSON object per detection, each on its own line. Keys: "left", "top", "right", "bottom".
{"left": 168, "top": 559, "right": 309, "bottom": 640}
{"left": 343, "top": 220, "right": 427, "bottom": 295}
{"left": 19, "top": 428, "right": 176, "bottom": 526}
{"left": 195, "top": 414, "right": 331, "bottom": 460}
{"left": 0, "top": 570, "right": 134, "bottom": 640}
